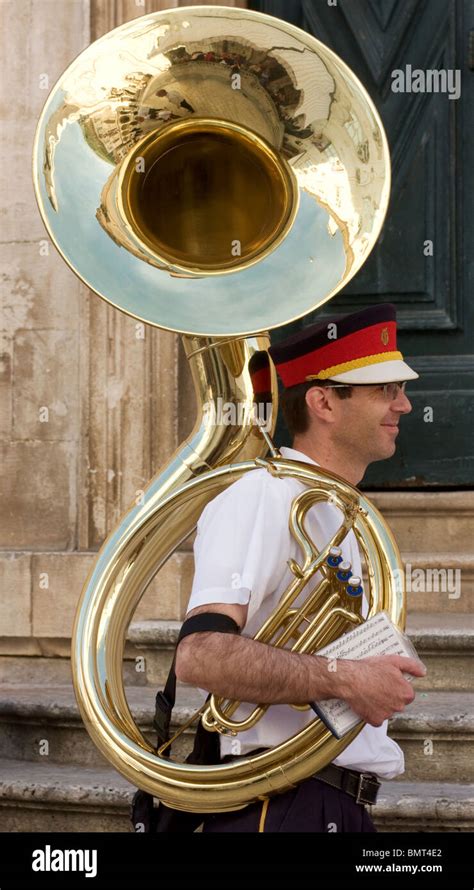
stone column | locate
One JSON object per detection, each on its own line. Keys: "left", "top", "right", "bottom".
{"left": 1, "top": 0, "right": 92, "bottom": 653}
{"left": 0, "top": 0, "right": 246, "bottom": 660}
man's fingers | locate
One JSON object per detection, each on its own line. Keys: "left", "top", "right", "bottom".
{"left": 388, "top": 655, "right": 427, "bottom": 676}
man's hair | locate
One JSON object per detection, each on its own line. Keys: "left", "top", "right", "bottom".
{"left": 280, "top": 379, "right": 353, "bottom": 437}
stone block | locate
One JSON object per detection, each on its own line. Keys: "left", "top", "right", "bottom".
{"left": 389, "top": 691, "right": 474, "bottom": 783}
{"left": 363, "top": 552, "right": 474, "bottom": 612}
{"left": 0, "top": 654, "right": 141, "bottom": 687}
{"left": 0, "top": 333, "right": 12, "bottom": 436}
{"left": 0, "top": 441, "right": 74, "bottom": 549}
{"left": 0, "top": 244, "right": 81, "bottom": 336}
{"left": 0, "top": 805, "right": 130, "bottom": 833}
{"left": 32, "top": 552, "right": 96, "bottom": 637}
{"left": 134, "top": 550, "right": 194, "bottom": 621}
{"left": 0, "top": 553, "right": 31, "bottom": 636}
{"left": 411, "top": 654, "right": 473, "bottom": 691}
{"left": 12, "top": 329, "right": 79, "bottom": 440}
{"left": 394, "top": 734, "right": 474, "bottom": 783}
{"left": 367, "top": 491, "right": 474, "bottom": 553}
{"left": 374, "top": 781, "right": 474, "bottom": 832}
{"left": 0, "top": 656, "right": 72, "bottom": 686}
{"left": 0, "top": 120, "right": 46, "bottom": 244}
{"left": 0, "top": 0, "right": 89, "bottom": 242}
{"left": 0, "top": 759, "right": 133, "bottom": 832}
{"left": 405, "top": 553, "right": 474, "bottom": 612}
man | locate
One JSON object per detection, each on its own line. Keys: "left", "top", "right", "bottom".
{"left": 175, "top": 303, "right": 426, "bottom": 832}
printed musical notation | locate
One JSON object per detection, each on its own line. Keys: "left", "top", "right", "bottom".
{"left": 310, "top": 611, "right": 420, "bottom": 738}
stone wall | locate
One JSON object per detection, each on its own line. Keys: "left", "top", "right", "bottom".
{"left": 0, "top": 0, "right": 245, "bottom": 654}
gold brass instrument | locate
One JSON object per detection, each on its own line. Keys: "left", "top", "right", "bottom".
{"left": 199, "top": 470, "right": 399, "bottom": 737}
{"left": 33, "top": 5, "right": 403, "bottom": 814}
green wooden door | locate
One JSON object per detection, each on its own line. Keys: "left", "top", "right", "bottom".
{"left": 251, "top": 0, "right": 474, "bottom": 487}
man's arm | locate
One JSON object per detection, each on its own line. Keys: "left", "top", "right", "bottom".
{"left": 175, "top": 603, "right": 427, "bottom": 727}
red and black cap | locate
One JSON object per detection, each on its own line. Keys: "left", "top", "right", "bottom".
{"left": 269, "top": 303, "right": 418, "bottom": 388}
{"left": 248, "top": 350, "right": 272, "bottom": 399}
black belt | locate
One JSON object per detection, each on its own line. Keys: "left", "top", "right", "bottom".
{"left": 313, "top": 763, "right": 381, "bottom": 805}
{"left": 225, "top": 749, "right": 381, "bottom": 806}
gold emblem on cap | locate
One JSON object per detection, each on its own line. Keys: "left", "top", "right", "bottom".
{"left": 381, "top": 327, "right": 389, "bottom": 346}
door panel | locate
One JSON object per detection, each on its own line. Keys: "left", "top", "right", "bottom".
{"left": 251, "top": 0, "right": 474, "bottom": 486}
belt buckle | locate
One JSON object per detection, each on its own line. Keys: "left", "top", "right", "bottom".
{"left": 356, "top": 772, "right": 380, "bottom": 805}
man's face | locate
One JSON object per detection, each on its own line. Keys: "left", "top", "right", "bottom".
{"left": 330, "top": 383, "right": 412, "bottom": 463}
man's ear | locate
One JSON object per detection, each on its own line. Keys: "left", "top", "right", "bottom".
{"left": 305, "top": 386, "right": 335, "bottom": 423}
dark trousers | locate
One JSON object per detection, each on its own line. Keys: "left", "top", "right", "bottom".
{"left": 201, "top": 775, "right": 377, "bottom": 833}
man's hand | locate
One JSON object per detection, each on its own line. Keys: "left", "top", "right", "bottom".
{"left": 177, "top": 604, "right": 427, "bottom": 720}
{"left": 339, "top": 655, "right": 427, "bottom": 726}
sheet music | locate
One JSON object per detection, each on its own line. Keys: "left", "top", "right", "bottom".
{"left": 311, "top": 611, "right": 420, "bottom": 738}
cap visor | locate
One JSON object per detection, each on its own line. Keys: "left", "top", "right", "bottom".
{"left": 329, "top": 359, "right": 419, "bottom": 384}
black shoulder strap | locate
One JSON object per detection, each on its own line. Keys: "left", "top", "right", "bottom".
{"left": 153, "top": 612, "right": 240, "bottom": 749}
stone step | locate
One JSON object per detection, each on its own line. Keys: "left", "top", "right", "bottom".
{"left": 1, "top": 540, "right": 470, "bottom": 656}
{"left": 406, "top": 612, "right": 474, "bottom": 690}
{"left": 0, "top": 684, "right": 198, "bottom": 768}
{"left": 3, "top": 600, "right": 472, "bottom": 693}
{"left": 127, "top": 610, "right": 474, "bottom": 689}
{"left": 2, "top": 604, "right": 472, "bottom": 691}
{"left": 389, "top": 691, "right": 474, "bottom": 783}
{"left": 0, "top": 654, "right": 146, "bottom": 687}
{"left": 374, "top": 780, "right": 474, "bottom": 832}
{"left": 1, "top": 492, "right": 471, "bottom": 646}
{"left": 0, "top": 758, "right": 133, "bottom": 832}
{"left": 126, "top": 621, "right": 179, "bottom": 686}
{"left": 398, "top": 553, "right": 473, "bottom": 612}
{"left": 0, "top": 685, "right": 472, "bottom": 784}
{"left": 365, "top": 491, "right": 473, "bottom": 553}
{"left": 0, "top": 758, "right": 472, "bottom": 832}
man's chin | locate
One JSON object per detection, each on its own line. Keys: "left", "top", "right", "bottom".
{"left": 370, "top": 441, "right": 397, "bottom": 463}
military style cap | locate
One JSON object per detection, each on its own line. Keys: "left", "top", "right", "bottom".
{"left": 269, "top": 303, "right": 418, "bottom": 387}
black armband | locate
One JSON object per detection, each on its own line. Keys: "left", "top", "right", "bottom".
{"left": 153, "top": 611, "right": 240, "bottom": 747}
{"left": 177, "top": 611, "right": 241, "bottom": 645}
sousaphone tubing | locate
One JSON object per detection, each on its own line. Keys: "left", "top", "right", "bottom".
{"left": 33, "top": 5, "right": 402, "bottom": 813}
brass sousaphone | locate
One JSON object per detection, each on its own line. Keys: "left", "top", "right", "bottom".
{"left": 33, "top": 5, "right": 404, "bottom": 814}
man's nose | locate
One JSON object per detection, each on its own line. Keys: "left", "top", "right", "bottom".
{"left": 393, "top": 390, "right": 412, "bottom": 414}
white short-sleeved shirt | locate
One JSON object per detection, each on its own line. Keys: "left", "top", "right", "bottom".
{"left": 186, "top": 446, "right": 404, "bottom": 779}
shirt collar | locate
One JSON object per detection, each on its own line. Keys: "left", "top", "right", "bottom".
{"left": 279, "top": 446, "right": 319, "bottom": 467}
